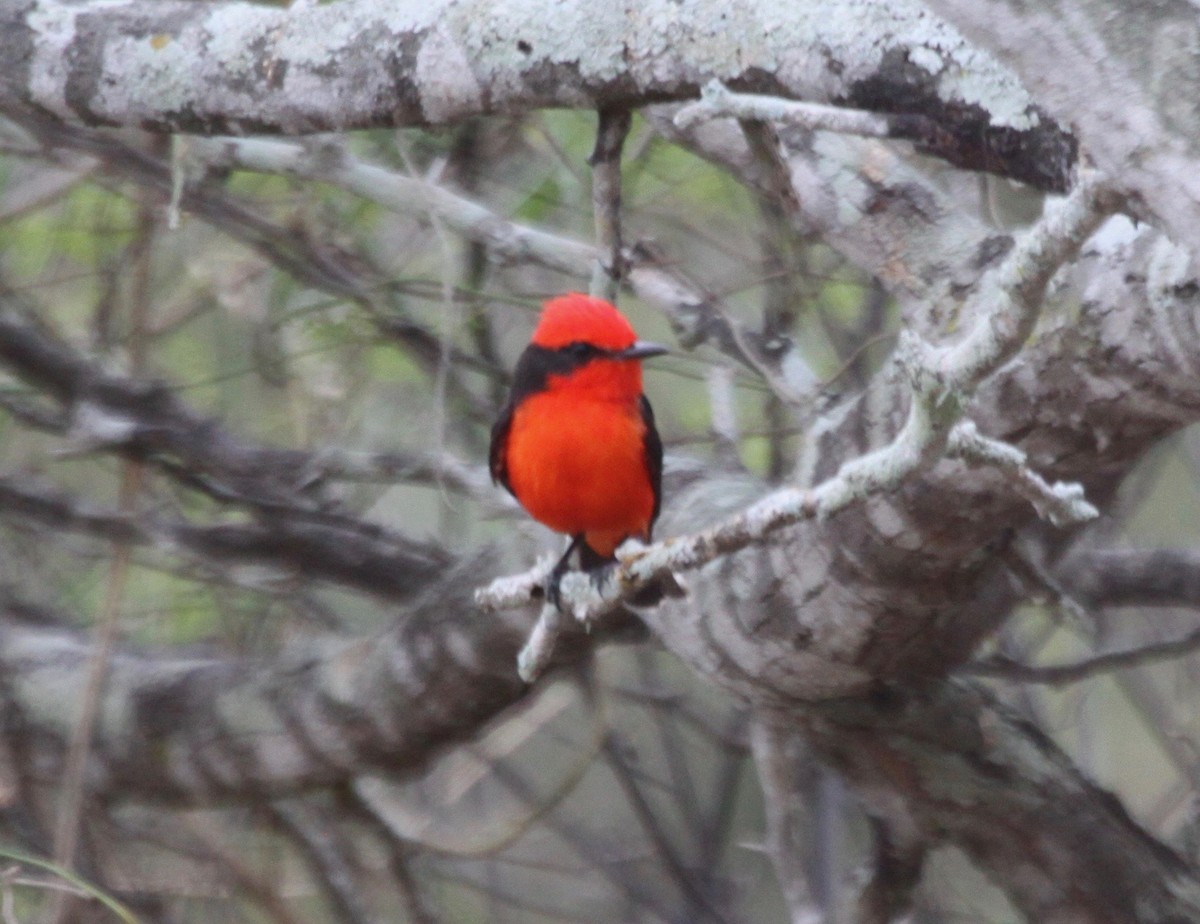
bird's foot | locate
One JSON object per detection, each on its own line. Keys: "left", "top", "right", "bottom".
{"left": 588, "top": 562, "right": 615, "bottom": 595}
{"left": 541, "top": 535, "right": 584, "bottom": 612}
{"left": 544, "top": 570, "right": 565, "bottom": 611}
{"left": 543, "top": 551, "right": 576, "bottom": 612}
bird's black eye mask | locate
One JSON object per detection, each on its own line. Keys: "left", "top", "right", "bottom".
{"left": 507, "top": 343, "right": 608, "bottom": 404}
{"left": 507, "top": 340, "right": 667, "bottom": 405}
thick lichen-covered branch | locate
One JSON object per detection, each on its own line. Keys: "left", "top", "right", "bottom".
{"left": 0, "top": 0, "right": 1075, "bottom": 190}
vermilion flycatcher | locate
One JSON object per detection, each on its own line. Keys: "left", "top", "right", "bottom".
{"left": 490, "top": 293, "right": 668, "bottom": 606}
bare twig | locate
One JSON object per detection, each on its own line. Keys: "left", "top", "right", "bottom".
{"left": 948, "top": 420, "right": 1098, "bottom": 527}
{"left": 455, "top": 757, "right": 680, "bottom": 921}
{"left": 966, "top": 627, "right": 1200, "bottom": 686}
{"left": 8, "top": 107, "right": 375, "bottom": 302}
{"left": 589, "top": 107, "right": 632, "bottom": 301}
{"left": 48, "top": 476, "right": 139, "bottom": 904}
{"left": 676, "top": 81, "right": 897, "bottom": 138}
{"left": 184, "top": 134, "right": 812, "bottom": 395}
{"left": 51, "top": 195, "right": 157, "bottom": 921}
{"left": 738, "top": 116, "right": 822, "bottom": 413}
{"left": 271, "top": 800, "right": 374, "bottom": 924}
{"left": 517, "top": 598, "right": 564, "bottom": 683}
{"left": 1055, "top": 548, "right": 1200, "bottom": 610}
{"left": 602, "top": 730, "right": 734, "bottom": 924}
{"left": 0, "top": 475, "right": 451, "bottom": 601}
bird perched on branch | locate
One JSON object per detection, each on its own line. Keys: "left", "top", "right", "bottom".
{"left": 490, "top": 293, "right": 677, "bottom": 608}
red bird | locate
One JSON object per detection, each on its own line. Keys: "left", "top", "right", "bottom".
{"left": 490, "top": 293, "right": 668, "bottom": 606}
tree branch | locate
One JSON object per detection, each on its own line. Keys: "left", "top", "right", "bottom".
{"left": 588, "top": 107, "right": 631, "bottom": 301}
{"left": 1056, "top": 549, "right": 1200, "bottom": 610}
{"left": 966, "top": 628, "right": 1200, "bottom": 686}
{"left": 803, "top": 681, "right": 1200, "bottom": 923}
{"left": 677, "top": 80, "right": 900, "bottom": 139}
{"left": 0, "top": 556, "right": 549, "bottom": 804}
{"left": 1, "top": 0, "right": 1075, "bottom": 189}
{"left": 0, "top": 476, "right": 451, "bottom": 601}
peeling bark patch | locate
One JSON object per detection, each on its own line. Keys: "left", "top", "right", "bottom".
{"left": 382, "top": 32, "right": 425, "bottom": 126}
{"left": 973, "top": 234, "right": 1014, "bottom": 271}
{"left": 244, "top": 33, "right": 288, "bottom": 94}
{"left": 62, "top": 6, "right": 198, "bottom": 127}
{"left": 728, "top": 66, "right": 793, "bottom": 101}
{"left": 844, "top": 48, "right": 1077, "bottom": 193}
{"left": 863, "top": 181, "right": 940, "bottom": 224}
{"left": 0, "top": 1, "right": 36, "bottom": 101}
{"left": 519, "top": 59, "right": 584, "bottom": 105}
{"left": 415, "top": 22, "right": 482, "bottom": 123}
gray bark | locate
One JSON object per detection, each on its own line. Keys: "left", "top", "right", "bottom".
{"left": 1, "top": 0, "right": 1074, "bottom": 189}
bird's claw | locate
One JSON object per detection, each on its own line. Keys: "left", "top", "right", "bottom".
{"left": 544, "top": 572, "right": 565, "bottom": 611}
{"left": 589, "top": 563, "right": 614, "bottom": 594}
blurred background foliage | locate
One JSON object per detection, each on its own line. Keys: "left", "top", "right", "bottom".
{"left": 0, "top": 106, "right": 1194, "bottom": 924}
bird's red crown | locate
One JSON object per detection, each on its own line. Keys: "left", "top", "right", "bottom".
{"left": 530, "top": 293, "right": 637, "bottom": 351}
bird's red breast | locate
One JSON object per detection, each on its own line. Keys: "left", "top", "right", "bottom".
{"left": 505, "top": 386, "right": 656, "bottom": 556}
{"left": 490, "top": 294, "right": 664, "bottom": 560}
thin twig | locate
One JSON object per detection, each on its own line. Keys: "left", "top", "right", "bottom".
{"left": 589, "top": 107, "right": 632, "bottom": 301}
{"left": 633, "top": 651, "right": 707, "bottom": 855}
{"left": 397, "top": 138, "right": 462, "bottom": 495}
{"left": 184, "top": 134, "right": 804, "bottom": 396}
{"left": 271, "top": 801, "right": 374, "bottom": 924}
{"left": 676, "top": 80, "right": 897, "bottom": 138}
{"left": 966, "top": 627, "right": 1200, "bottom": 686}
{"left": 602, "top": 730, "right": 735, "bottom": 924}
{"left": 50, "top": 193, "right": 158, "bottom": 922}
{"left": 948, "top": 421, "right": 1098, "bottom": 527}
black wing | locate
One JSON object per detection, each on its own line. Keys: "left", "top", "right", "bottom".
{"left": 490, "top": 344, "right": 567, "bottom": 497}
{"left": 640, "top": 394, "right": 664, "bottom": 536}
{"left": 489, "top": 400, "right": 516, "bottom": 496}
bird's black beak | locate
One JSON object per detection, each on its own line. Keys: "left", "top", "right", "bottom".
{"left": 616, "top": 341, "right": 669, "bottom": 361}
